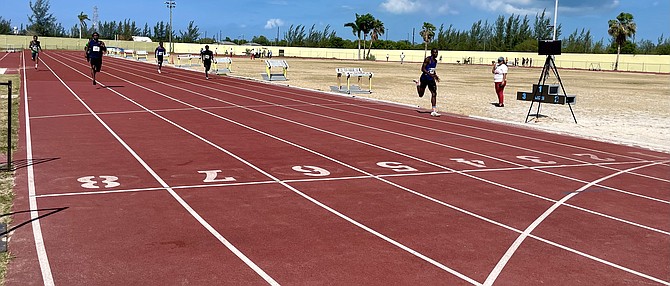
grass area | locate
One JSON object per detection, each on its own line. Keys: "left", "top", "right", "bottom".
{"left": 0, "top": 73, "right": 20, "bottom": 285}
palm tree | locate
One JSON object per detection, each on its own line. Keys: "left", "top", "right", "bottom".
{"left": 356, "top": 14, "right": 375, "bottom": 59}
{"left": 608, "top": 12, "right": 636, "bottom": 71}
{"left": 77, "top": 11, "right": 89, "bottom": 39}
{"left": 367, "top": 19, "right": 385, "bottom": 58}
{"left": 419, "top": 22, "right": 436, "bottom": 58}
{"left": 344, "top": 17, "right": 361, "bottom": 60}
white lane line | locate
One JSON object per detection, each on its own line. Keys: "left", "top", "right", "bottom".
{"left": 48, "top": 53, "right": 482, "bottom": 285}
{"left": 483, "top": 160, "right": 670, "bottom": 286}
{"left": 103, "top": 56, "right": 670, "bottom": 189}
{"left": 161, "top": 62, "right": 670, "bottom": 180}
{"left": 22, "top": 50, "right": 55, "bottom": 285}
{"left": 41, "top": 56, "right": 280, "bottom": 285}
{"left": 57, "top": 53, "right": 670, "bottom": 282}
{"left": 98, "top": 62, "right": 670, "bottom": 212}
{"left": 71, "top": 51, "right": 670, "bottom": 237}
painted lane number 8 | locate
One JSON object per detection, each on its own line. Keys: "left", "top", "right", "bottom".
{"left": 78, "top": 176, "right": 121, "bottom": 189}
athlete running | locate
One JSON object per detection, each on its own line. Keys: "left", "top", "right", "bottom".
{"left": 200, "top": 45, "right": 214, "bottom": 79}
{"left": 414, "top": 48, "right": 442, "bottom": 117}
{"left": 29, "top": 35, "right": 42, "bottom": 69}
{"left": 155, "top": 41, "right": 166, "bottom": 73}
{"left": 84, "top": 32, "right": 107, "bottom": 85}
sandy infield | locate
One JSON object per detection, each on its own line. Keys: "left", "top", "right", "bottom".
{"left": 172, "top": 55, "right": 670, "bottom": 153}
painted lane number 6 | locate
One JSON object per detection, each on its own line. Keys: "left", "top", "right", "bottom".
{"left": 292, "top": 166, "right": 331, "bottom": 177}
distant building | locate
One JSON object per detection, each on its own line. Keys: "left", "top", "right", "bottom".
{"left": 131, "top": 36, "right": 152, "bottom": 42}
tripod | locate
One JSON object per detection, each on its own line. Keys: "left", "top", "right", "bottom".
{"left": 525, "top": 55, "right": 577, "bottom": 123}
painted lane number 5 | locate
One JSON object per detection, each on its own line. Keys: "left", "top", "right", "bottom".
{"left": 376, "top": 162, "right": 418, "bottom": 172}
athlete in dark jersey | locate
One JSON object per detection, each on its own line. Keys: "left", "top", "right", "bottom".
{"left": 29, "top": 35, "right": 42, "bottom": 69}
{"left": 155, "top": 41, "right": 166, "bottom": 73}
{"left": 414, "top": 48, "right": 441, "bottom": 116}
{"left": 85, "top": 32, "right": 107, "bottom": 85}
{"left": 200, "top": 45, "right": 214, "bottom": 79}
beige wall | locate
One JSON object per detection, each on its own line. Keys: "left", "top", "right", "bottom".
{"left": 2, "top": 35, "right": 668, "bottom": 73}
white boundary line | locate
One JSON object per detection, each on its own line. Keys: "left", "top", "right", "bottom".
{"left": 32, "top": 160, "right": 655, "bottom": 199}
{"left": 178, "top": 61, "right": 670, "bottom": 162}
{"left": 50, "top": 52, "right": 670, "bottom": 284}
{"left": 21, "top": 50, "right": 55, "bottom": 285}
{"left": 483, "top": 160, "right": 670, "bottom": 286}
{"left": 97, "top": 57, "right": 670, "bottom": 205}
{"left": 39, "top": 55, "right": 280, "bottom": 285}
{"left": 469, "top": 115, "right": 670, "bottom": 154}
{"left": 47, "top": 53, "right": 483, "bottom": 285}
{"left": 106, "top": 56, "right": 670, "bottom": 186}
{"left": 94, "top": 55, "right": 670, "bottom": 283}
{"left": 67, "top": 53, "right": 670, "bottom": 235}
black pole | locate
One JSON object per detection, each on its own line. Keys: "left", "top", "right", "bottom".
{"left": 6, "top": 81, "right": 11, "bottom": 171}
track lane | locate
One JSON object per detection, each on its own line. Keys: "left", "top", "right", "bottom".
{"left": 37, "top": 51, "right": 488, "bottom": 284}
{"left": 19, "top": 50, "right": 668, "bottom": 284}
{"left": 11, "top": 51, "right": 285, "bottom": 284}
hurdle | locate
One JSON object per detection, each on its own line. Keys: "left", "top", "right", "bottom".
{"left": 3, "top": 45, "right": 18, "bottom": 53}
{"left": 135, "top": 50, "right": 148, "bottom": 61}
{"left": 214, "top": 57, "right": 233, "bottom": 74}
{"left": 333, "top": 67, "right": 374, "bottom": 94}
{"left": 262, "top": 59, "right": 289, "bottom": 81}
{"left": 122, "top": 49, "right": 135, "bottom": 59}
{"left": 176, "top": 54, "right": 200, "bottom": 67}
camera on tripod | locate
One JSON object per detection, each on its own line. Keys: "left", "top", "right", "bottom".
{"left": 538, "top": 40, "right": 562, "bottom": 55}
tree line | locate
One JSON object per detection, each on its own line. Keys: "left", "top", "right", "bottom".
{"left": 1, "top": 0, "right": 668, "bottom": 57}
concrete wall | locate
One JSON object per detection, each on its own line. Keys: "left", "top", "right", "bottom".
{"left": 2, "top": 35, "right": 668, "bottom": 73}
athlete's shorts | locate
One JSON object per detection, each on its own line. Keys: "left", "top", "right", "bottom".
{"left": 419, "top": 76, "right": 437, "bottom": 94}
{"left": 157, "top": 55, "right": 164, "bottom": 64}
{"left": 31, "top": 51, "right": 38, "bottom": 60}
{"left": 204, "top": 61, "right": 212, "bottom": 72}
{"left": 90, "top": 58, "right": 102, "bottom": 72}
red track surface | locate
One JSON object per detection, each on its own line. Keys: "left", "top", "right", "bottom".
{"left": 4, "top": 50, "right": 669, "bottom": 285}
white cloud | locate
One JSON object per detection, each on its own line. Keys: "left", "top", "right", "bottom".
{"left": 468, "top": 0, "right": 620, "bottom": 15}
{"left": 264, "top": 18, "right": 284, "bottom": 29}
{"left": 380, "top": 0, "right": 423, "bottom": 14}
{"left": 380, "top": 0, "right": 456, "bottom": 14}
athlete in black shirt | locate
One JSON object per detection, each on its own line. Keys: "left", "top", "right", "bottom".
{"left": 200, "top": 45, "right": 214, "bottom": 79}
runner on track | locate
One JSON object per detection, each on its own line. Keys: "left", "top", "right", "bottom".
{"left": 200, "top": 45, "right": 214, "bottom": 79}
{"left": 29, "top": 35, "right": 42, "bottom": 69}
{"left": 413, "top": 48, "right": 442, "bottom": 117}
{"left": 84, "top": 32, "right": 107, "bottom": 85}
{"left": 155, "top": 41, "right": 166, "bottom": 74}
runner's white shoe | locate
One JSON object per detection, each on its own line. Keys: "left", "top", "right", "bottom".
{"left": 430, "top": 111, "right": 440, "bottom": 117}
{"left": 158, "top": 69, "right": 161, "bottom": 74}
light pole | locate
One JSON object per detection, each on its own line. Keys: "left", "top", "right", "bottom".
{"left": 552, "top": 0, "right": 558, "bottom": 40}
{"left": 165, "top": 1, "right": 176, "bottom": 53}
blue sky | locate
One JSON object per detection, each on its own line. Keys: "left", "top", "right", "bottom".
{"left": 2, "top": 0, "right": 669, "bottom": 43}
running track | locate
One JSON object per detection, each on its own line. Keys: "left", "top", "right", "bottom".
{"left": 3, "top": 50, "right": 669, "bottom": 285}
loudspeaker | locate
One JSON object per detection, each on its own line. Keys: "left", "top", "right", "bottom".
{"left": 538, "top": 40, "right": 561, "bottom": 55}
